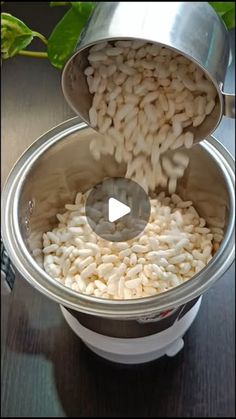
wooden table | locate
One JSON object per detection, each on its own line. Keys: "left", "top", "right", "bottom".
{"left": 1, "top": 3, "right": 235, "bottom": 417}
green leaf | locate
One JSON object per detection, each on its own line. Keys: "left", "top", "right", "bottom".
{"left": 1, "top": 13, "right": 34, "bottom": 58}
{"left": 209, "top": 2, "right": 235, "bottom": 29}
{"left": 70, "top": 1, "right": 95, "bottom": 17}
{"left": 221, "top": 8, "right": 235, "bottom": 30}
{"left": 209, "top": 2, "right": 234, "bottom": 15}
{"left": 47, "top": 4, "right": 94, "bottom": 69}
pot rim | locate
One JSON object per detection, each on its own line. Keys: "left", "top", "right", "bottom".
{"left": 1, "top": 118, "right": 235, "bottom": 319}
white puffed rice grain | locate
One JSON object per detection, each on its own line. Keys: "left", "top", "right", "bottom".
{"left": 40, "top": 189, "right": 220, "bottom": 300}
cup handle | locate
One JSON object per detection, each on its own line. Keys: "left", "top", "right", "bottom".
{"left": 1, "top": 239, "right": 15, "bottom": 295}
{"left": 222, "top": 92, "right": 235, "bottom": 119}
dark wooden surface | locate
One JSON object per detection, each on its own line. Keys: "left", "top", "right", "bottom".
{"left": 1, "top": 3, "right": 235, "bottom": 417}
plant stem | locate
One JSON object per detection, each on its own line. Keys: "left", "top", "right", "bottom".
{"left": 50, "top": 2, "right": 69, "bottom": 6}
{"left": 18, "top": 50, "right": 48, "bottom": 58}
{"left": 32, "top": 31, "right": 48, "bottom": 45}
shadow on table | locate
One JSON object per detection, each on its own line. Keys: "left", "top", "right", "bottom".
{"left": 6, "top": 300, "right": 187, "bottom": 418}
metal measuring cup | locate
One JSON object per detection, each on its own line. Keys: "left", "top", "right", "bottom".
{"left": 62, "top": 1, "right": 235, "bottom": 144}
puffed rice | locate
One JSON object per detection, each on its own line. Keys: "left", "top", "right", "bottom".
{"left": 84, "top": 40, "right": 217, "bottom": 193}
{"left": 40, "top": 42, "right": 220, "bottom": 300}
{"left": 41, "top": 191, "right": 221, "bottom": 299}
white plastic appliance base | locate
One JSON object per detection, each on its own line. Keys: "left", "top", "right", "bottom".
{"left": 61, "top": 297, "right": 201, "bottom": 364}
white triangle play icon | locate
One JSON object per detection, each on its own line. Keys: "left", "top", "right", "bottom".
{"left": 108, "top": 198, "right": 131, "bottom": 222}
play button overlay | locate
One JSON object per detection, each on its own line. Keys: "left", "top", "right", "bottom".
{"left": 85, "top": 177, "right": 150, "bottom": 242}
{"left": 108, "top": 198, "right": 131, "bottom": 222}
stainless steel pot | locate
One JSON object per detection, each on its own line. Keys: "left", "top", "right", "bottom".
{"left": 1, "top": 118, "right": 235, "bottom": 324}
{"left": 62, "top": 2, "right": 235, "bottom": 143}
